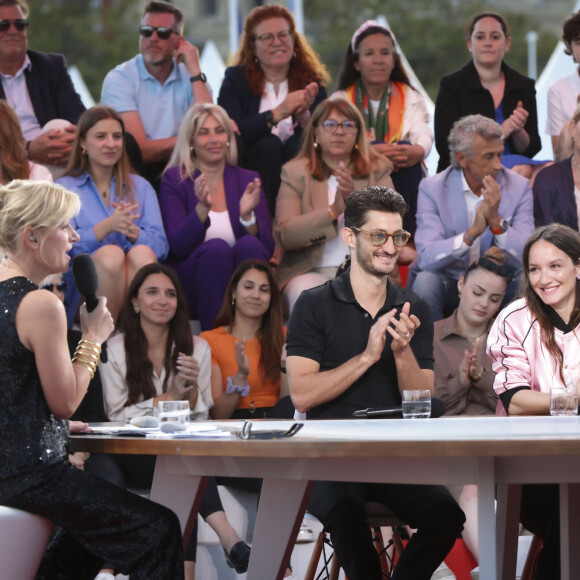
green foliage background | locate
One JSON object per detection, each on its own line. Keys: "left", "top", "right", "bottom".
{"left": 26, "top": 0, "right": 561, "bottom": 101}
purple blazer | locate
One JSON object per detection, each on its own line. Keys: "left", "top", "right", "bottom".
{"left": 159, "top": 164, "right": 274, "bottom": 263}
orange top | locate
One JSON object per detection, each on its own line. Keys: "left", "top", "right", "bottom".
{"left": 200, "top": 326, "right": 285, "bottom": 410}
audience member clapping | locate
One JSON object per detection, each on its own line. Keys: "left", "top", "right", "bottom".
{"left": 58, "top": 105, "right": 168, "bottom": 323}
{"left": 160, "top": 103, "right": 274, "bottom": 330}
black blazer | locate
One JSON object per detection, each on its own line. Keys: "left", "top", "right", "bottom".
{"left": 0, "top": 50, "right": 85, "bottom": 127}
{"left": 434, "top": 60, "right": 541, "bottom": 172}
{"left": 218, "top": 64, "right": 327, "bottom": 148}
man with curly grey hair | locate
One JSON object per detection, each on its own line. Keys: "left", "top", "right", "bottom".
{"left": 410, "top": 114, "right": 534, "bottom": 320}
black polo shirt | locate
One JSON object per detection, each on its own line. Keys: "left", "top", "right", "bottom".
{"left": 287, "top": 270, "right": 434, "bottom": 419}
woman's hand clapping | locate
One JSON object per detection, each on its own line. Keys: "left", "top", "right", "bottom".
{"left": 239, "top": 178, "right": 261, "bottom": 224}
{"left": 166, "top": 353, "right": 200, "bottom": 400}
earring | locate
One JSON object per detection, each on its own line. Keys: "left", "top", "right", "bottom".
{"left": 133, "top": 305, "right": 140, "bottom": 314}
{"left": 231, "top": 297, "right": 236, "bottom": 307}
{"left": 293, "top": 51, "right": 296, "bottom": 58}
{"left": 254, "top": 56, "right": 259, "bottom": 64}
{"left": 354, "top": 143, "right": 359, "bottom": 150}
{"left": 457, "top": 291, "right": 462, "bottom": 299}
{"left": 226, "top": 141, "right": 230, "bottom": 147}
{"left": 313, "top": 141, "right": 319, "bottom": 149}
{"left": 81, "top": 148, "right": 88, "bottom": 157}
{"left": 29, "top": 235, "right": 38, "bottom": 243}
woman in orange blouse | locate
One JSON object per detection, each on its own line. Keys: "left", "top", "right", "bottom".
{"left": 201, "top": 259, "right": 288, "bottom": 419}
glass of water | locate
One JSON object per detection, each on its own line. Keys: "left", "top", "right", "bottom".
{"left": 402, "top": 390, "right": 431, "bottom": 419}
{"left": 158, "top": 400, "right": 190, "bottom": 425}
{"left": 550, "top": 387, "right": 578, "bottom": 416}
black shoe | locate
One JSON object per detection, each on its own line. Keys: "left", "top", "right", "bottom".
{"left": 224, "top": 541, "right": 251, "bottom": 574}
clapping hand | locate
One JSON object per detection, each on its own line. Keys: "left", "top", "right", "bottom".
{"left": 239, "top": 178, "right": 261, "bottom": 223}
{"left": 234, "top": 338, "right": 250, "bottom": 379}
{"left": 502, "top": 101, "right": 529, "bottom": 138}
{"left": 108, "top": 201, "right": 140, "bottom": 241}
{"left": 167, "top": 353, "right": 199, "bottom": 400}
{"left": 194, "top": 173, "right": 212, "bottom": 209}
{"left": 459, "top": 337, "right": 485, "bottom": 387}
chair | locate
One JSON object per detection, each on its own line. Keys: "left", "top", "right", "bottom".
{"left": 0, "top": 506, "right": 53, "bottom": 580}
{"left": 304, "top": 502, "right": 405, "bottom": 580}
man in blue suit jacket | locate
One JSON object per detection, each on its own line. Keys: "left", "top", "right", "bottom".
{"left": 411, "top": 114, "right": 534, "bottom": 320}
{"left": 0, "top": 0, "right": 85, "bottom": 167}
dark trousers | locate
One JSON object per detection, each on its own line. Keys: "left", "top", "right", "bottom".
{"left": 308, "top": 480, "right": 465, "bottom": 580}
{"left": 2, "top": 460, "right": 183, "bottom": 580}
{"left": 244, "top": 132, "right": 301, "bottom": 215}
{"left": 520, "top": 484, "right": 560, "bottom": 580}
{"left": 86, "top": 454, "right": 225, "bottom": 563}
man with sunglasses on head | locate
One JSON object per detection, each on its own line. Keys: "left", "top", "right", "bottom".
{"left": 101, "top": 0, "right": 211, "bottom": 188}
{"left": 0, "top": 0, "right": 85, "bottom": 169}
{"left": 410, "top": 114, "right": 534, "bottom": 321}
{"left": 286, "top": 186, "right": 465, "bottom": 580}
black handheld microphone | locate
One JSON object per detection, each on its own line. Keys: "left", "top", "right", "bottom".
{"left": 72, "top": 253, "right": 108, "bottom": 363}
{"left": 353, "top": 397, "right": 446, "bottom": 419}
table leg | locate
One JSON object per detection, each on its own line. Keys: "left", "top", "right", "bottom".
{"left": 496, "top": 483, "right": 521, "bottom": 580}
{"left": 149, "top": 455, "right": 208, "bottom": 549}
{"left": 246, "top": 478, "right": 313, "bottom": 580}
{"left": 477, "top": 457, "right": 497, "bottom": 580}
{"left": 560, "top": 482, "right": 580, "bottom": 580}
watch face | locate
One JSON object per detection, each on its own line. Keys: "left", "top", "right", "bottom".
{"left": 200, "top": 72, "right": 207, "bottom": 83}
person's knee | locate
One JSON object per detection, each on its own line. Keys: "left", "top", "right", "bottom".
{"left": 93, "top": 245, "right": 126, "bottom": 277}
{"left": 411, "top": 271, "right": 445, "bottom": 301}
{"left": 127, "top": 245, "right": 157, "bottom": 270}
{"left": 233, "top": 236, "right": 269, "bottom": 262}
{"left": 196, "top": 238, "right": 233, "bottom": 263}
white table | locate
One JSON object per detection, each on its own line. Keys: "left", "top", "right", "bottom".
{"left": 72, "top": 416, "right": 580, "bottom": 580}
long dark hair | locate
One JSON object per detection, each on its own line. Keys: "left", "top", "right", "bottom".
{"left": 522, "top": 224, "right": 580, "bottom": 383}
{"left": 120, "top": 263, "right": 193, "bottom": 406}
{"left": 337, "top": 25, "right": 411, "bottom": 91}
{"left": 213, "top": 260, "right": 284, "bottom": 383}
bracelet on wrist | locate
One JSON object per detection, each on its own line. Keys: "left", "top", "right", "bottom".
{"left": 464, "top": 232, "right": 475, "bottom": 243}
{"left": 226, "top": 376, "right": 250, "bottom": 397}
{"left": 239, "top": 211, "right": 256, "bottom": 228}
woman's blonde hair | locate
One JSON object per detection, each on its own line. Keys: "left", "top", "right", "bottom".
{"left": 0, "top": 180, "right": 80, "bottom": 256}
{"left": 299, "top": 97, "right": 385, "bottom": 181}
{"left": 165, "top": 103, "right": 238, "bottom": 181}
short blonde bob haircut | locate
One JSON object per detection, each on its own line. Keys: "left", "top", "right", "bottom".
{"left": 0, "top": 180, "right": 80, "bottom": 256}
{"left": 165, "top": 103, "right": 238, "bottom": 181}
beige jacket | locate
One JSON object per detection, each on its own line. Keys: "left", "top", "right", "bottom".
{"left": 275, "top": 156, "right": 393, "bottom": 285}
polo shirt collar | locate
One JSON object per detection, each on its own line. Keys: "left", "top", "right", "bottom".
{"left": 136, "top": 54, "right": 179, "bottom": 83}
{"left": 330, "top": 269, "right": 407, "bottom": 312}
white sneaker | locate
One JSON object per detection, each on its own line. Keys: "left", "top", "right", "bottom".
{"left": 296, "top": 520, "right": 314, "bottom": 543}
{"left": 94, "top": 574, "right": 114, "bottom": 580}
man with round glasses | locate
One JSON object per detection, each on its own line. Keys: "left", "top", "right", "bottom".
{"left": 101, "top": 0, "right": 211, "bottom": 188}
{"left": 0, "top": 0, "right": 85, "bottom": 169}
{"left": 286, "top": 185, "right": 465, "bottom": 580}
{"left": 411, "top": 114, "right": 534, "bottom": 320}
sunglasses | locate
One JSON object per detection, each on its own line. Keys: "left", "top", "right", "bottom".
{"left": 320, "top": 120, "right": 358, "bottom": 134}
{"left": 350, "top": 227, "right": 411, "bottom": 248}
{"left": 41, "top": 282, "right": 68, "bottom": 294}
{"left": 139, "top": 25, "right": 178, "bottom": 40}
{"left": 477, "top": 258, "right": 515, "bottom": 279}
{"left": 0, "top": 19, "right": 28, "bottom": 32}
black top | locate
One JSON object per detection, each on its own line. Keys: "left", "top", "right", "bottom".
{"left": 217, "top": 65, "right": 328, "bottom": 148}
{"left": 434, "top": 60, "right": 541, "bottom": 172}
{"left": 0, "top": 277, "right": 68, "bottom": 490}
{"left": 286, "top": 270, "right": 434, "bottom": 419}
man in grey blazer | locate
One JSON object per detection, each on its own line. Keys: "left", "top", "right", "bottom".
{"left": 411, "top": 114, "right": 534, "bottom": 320}
{"left": 0, "top": 0, "right": 85, "bottom": 167}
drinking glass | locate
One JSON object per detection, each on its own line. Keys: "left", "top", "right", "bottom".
{"left": 158, "top": 401, "right": 190, "bottom": 424}
{"left": 550, "top": 387, "right": 578, "bottom": 416}
{"left": 402, "top": 390, "right": 431, "bottom": 419}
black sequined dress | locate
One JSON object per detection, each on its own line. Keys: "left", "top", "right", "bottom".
{"left": 0, "top": 278, "right": 184, "bottom": 579}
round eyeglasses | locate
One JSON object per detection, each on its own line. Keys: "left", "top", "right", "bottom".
{"left": 319, "top": 120, "right": 358, "bottom": 134}
{"left": 350, "top": 227, "right": 411, "bottom": 247}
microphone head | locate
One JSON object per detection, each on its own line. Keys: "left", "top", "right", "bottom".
{"left": 72, "top": 253, "right": 98, "bottom": 297}
{"left": 430, "top": 397, "right": 446, "bottom": 418}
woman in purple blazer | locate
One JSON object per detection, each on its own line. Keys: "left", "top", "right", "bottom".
{"left": 160, "top": 104, "right": 274, "bottom": 330}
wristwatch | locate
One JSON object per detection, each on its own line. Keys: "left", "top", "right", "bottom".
{"left": 189, "top": 73, "right": 207, "bottom": 83}
{"left": 239, "top": 211, "right": 257, "bottom": 228}
{"left": 264, "top": 110, "right": 278, "bottom": 130}
{"left": 490, "top": 218, "right": 509, "bottom": 235}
